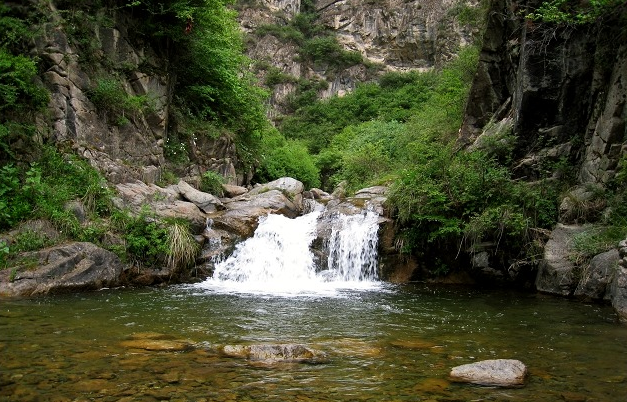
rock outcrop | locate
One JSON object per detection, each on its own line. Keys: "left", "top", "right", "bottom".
{"left": 535, "top": 224, "right": 588, "bottom": 296}
{"left": 460, "top": 0, "right": 626, "bottom": 185}
{"left": 0, "top": 242, "right": 123, "bottom": 297}
{"left": 241, "top": 0, "right": 483, "bottom": 115}
{"left": 610, "top": 239, "right": 627, "bottom": 323}
{"left": 34, "top": 2, "right": 246, "bottom": 186}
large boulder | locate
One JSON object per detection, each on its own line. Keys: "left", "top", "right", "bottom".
{"left": 0, "top": 242, "right": 124, "bottom": 297}
{"left": 449, "top": 359, "right": 527, "bottom": 387}
{"left": 535, "top": 224, "right": 588, "bottom": 296}
{"left": 214, "top": 189, "right": 303, "bottom": 237}
{"left": 248, "top": 177, "right": 304, "bottom": 198}
{"left": 177, "top": 180, "right": 224, "bottom": 213}
{"left": 574, "top": 249, "right": 620, "bottom": 300}
{"left": 113, "top": 181, "right": 207, "bottom": 233}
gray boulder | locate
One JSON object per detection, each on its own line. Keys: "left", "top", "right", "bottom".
{"left": 609, "top": 239, "right": 627, "bottom": 323}
{"left": 574, "top": 249, "right": 619, "bottom": 300}
{"left": 0, "top": 242, "right": 124, "bottom": 297}
{"left": 536, "top": 224, "right": 588, "bottom": 296}
{"left": 177, "top": 180, "right": 224, "bottom": 213}
{"left": 248, "top": 177, "right": 304, "bottom": 198}
{"left": 222, "top": 184, "right": 248, "bottom": 198}
{"left": 214, "top": 190, "right": 302, "bottom": 237}
{"left": 114, "top": 181, "right": 207, "bottom": 233}
{"left": 449, "top": 359, "right": 527, "bottom": 387}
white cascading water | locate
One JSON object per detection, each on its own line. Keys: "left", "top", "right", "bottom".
{"left": 325, "top": 210, "right": 379, "bottom": 282}
{"left": 198, "top": 208, "right": 381, "bottom": 295}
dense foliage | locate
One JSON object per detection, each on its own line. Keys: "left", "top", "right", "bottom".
{"left": 527, "top": 0, "right": 626, "bottom": 24}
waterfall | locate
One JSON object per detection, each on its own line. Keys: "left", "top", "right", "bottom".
{"left": 198, "top": 208, "right": 381, "bottom": 295}
{"left": 325, "top": 210, "right": 379, "bottom": 281}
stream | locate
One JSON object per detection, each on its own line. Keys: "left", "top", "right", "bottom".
{"left": 1, "top": 284, "right": 626, "bottom": 401}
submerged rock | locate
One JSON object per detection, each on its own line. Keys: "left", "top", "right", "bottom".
{"left": 220, "top": 344, "right": 326, "bottom": 363}
{"left": 449, "top": 359, "right": 527, "bottom": 387}
{"left": 120, "top": 332, "right": 194, "bottom": 352}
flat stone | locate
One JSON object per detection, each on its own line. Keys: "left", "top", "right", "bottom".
{"left": 449, "top": 359, "right": 527, "bottom": 387}
{"left": 120, "top": 339, "right": 193, "bottom": 351}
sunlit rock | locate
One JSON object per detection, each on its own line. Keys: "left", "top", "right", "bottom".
{"left": 449, "top": 359, "right": 527, "bottom": 387}
{"left": 220, "top": 344, "right": 326, "bottom": 363}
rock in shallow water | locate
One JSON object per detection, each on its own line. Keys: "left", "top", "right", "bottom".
{"left": 449, "top": 359, "right": 527, "bottom": 387}
{"left": 220, "top": 344, "right": 326, "bottom": 363}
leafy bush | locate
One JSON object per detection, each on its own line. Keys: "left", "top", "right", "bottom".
{"left": 256, "top": 139, "right": 320, "bottom": 189}
{"left": 527, "top": 0, "right": 625, "bottom": 24}
{"left": 200, "top": 170, "right": 225, "bottom": 197}
{"left": 0, "top": 147, "right": 112, "bottom": 231}
{"left": 88, "top": 78, "right": 153, "bottom": 125}
{"left": 114, "top": 210, "right": 170, "bottom": 267}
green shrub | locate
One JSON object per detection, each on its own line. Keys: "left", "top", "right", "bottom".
{"left": 527, "top": 0, "right": 625, "bottom": 24}
{"left": 256, "top": 139, "right": 320, "bottom": 189}
{"left": 0, "top": 147, "right": 112, "bottom": 231}
{"left": 200, "top": 170, "right": 225, "bottom": 197}
{"left": 88, "top": 78, "right": 152, "bottom": 125}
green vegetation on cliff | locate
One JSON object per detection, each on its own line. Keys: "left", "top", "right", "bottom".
{"left": 0, "top": 0, "right": 269, "bottom": 272}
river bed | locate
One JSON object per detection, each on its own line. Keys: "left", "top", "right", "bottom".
{"left": 1, "top": 284, "right": 626, "bottom": 401}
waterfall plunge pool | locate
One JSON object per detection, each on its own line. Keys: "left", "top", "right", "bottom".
{"left": 2, "top": 211, "right": 626, "bottom": 400}
{"left": 1, "top": 284, "right": 626, "bottom": 401}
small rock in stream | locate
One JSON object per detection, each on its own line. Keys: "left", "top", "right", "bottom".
{"left": 449, "top": 359, "right": 527, "bottom": 387}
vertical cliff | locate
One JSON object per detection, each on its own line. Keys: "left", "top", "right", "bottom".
{"left": 239, "top": 0, "right": 485, "bottom": 117}
{"left": 460, "top": 0, "right": 626, "bottom": 186}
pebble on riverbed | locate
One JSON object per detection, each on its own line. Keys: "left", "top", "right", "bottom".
{"left": 449, "top": 359, "right": 527, "bottom": 387}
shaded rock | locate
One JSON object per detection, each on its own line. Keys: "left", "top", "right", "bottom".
{"left": 574, "top": 249, "right": 619, "bottom": 300}
{"left": 449, "top": 359, "right": 527, "bottom": 387}
{"left": 0, "top": 242, "right": 123, "bottom": 297}
{"left": 609, "top": 242, "right": 627, "bottom": 322}
{"left": 221, "top": 344, "right": 326, "bottom": 363}
{"left": 559, "top": 184, "right": 606, "bottom": 224}
{"left": 64, "top": 200, "right": 87, "bottom": 223}
{"left": 222, "top": 184, "right": 248, "bottom": 198}
{"left": 535, "top": 224, "right": 588, "bottom": 296}
{"left": 177, "top": 180, "right": 224, "bottom": 213}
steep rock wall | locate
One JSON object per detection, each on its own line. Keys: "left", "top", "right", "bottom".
{"left": 240, "top": 0, "right": 482, "bottom": 114}
{"left": 34, "top": 3, "right": 242, "bottom": 184}
{"left": 460, "top": 0, "right": 627, "bottom": 185}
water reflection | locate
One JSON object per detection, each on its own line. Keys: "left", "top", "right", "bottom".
{"left": 0, "top": 284, "right": 625, "bottom": 401}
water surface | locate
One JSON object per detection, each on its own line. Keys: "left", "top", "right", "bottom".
{"left": 1, "top": 284, "right": 625, "bottom": 401}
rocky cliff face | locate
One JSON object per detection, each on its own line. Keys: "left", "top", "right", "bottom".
{"left": 240, "top": 0, "right": 483, "bottom": 115}
{"left": 460, "top": 0, "right": 626, "bottom": 185}
{"left": 34, "top": 2, "right": 243, "bottom": 185}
